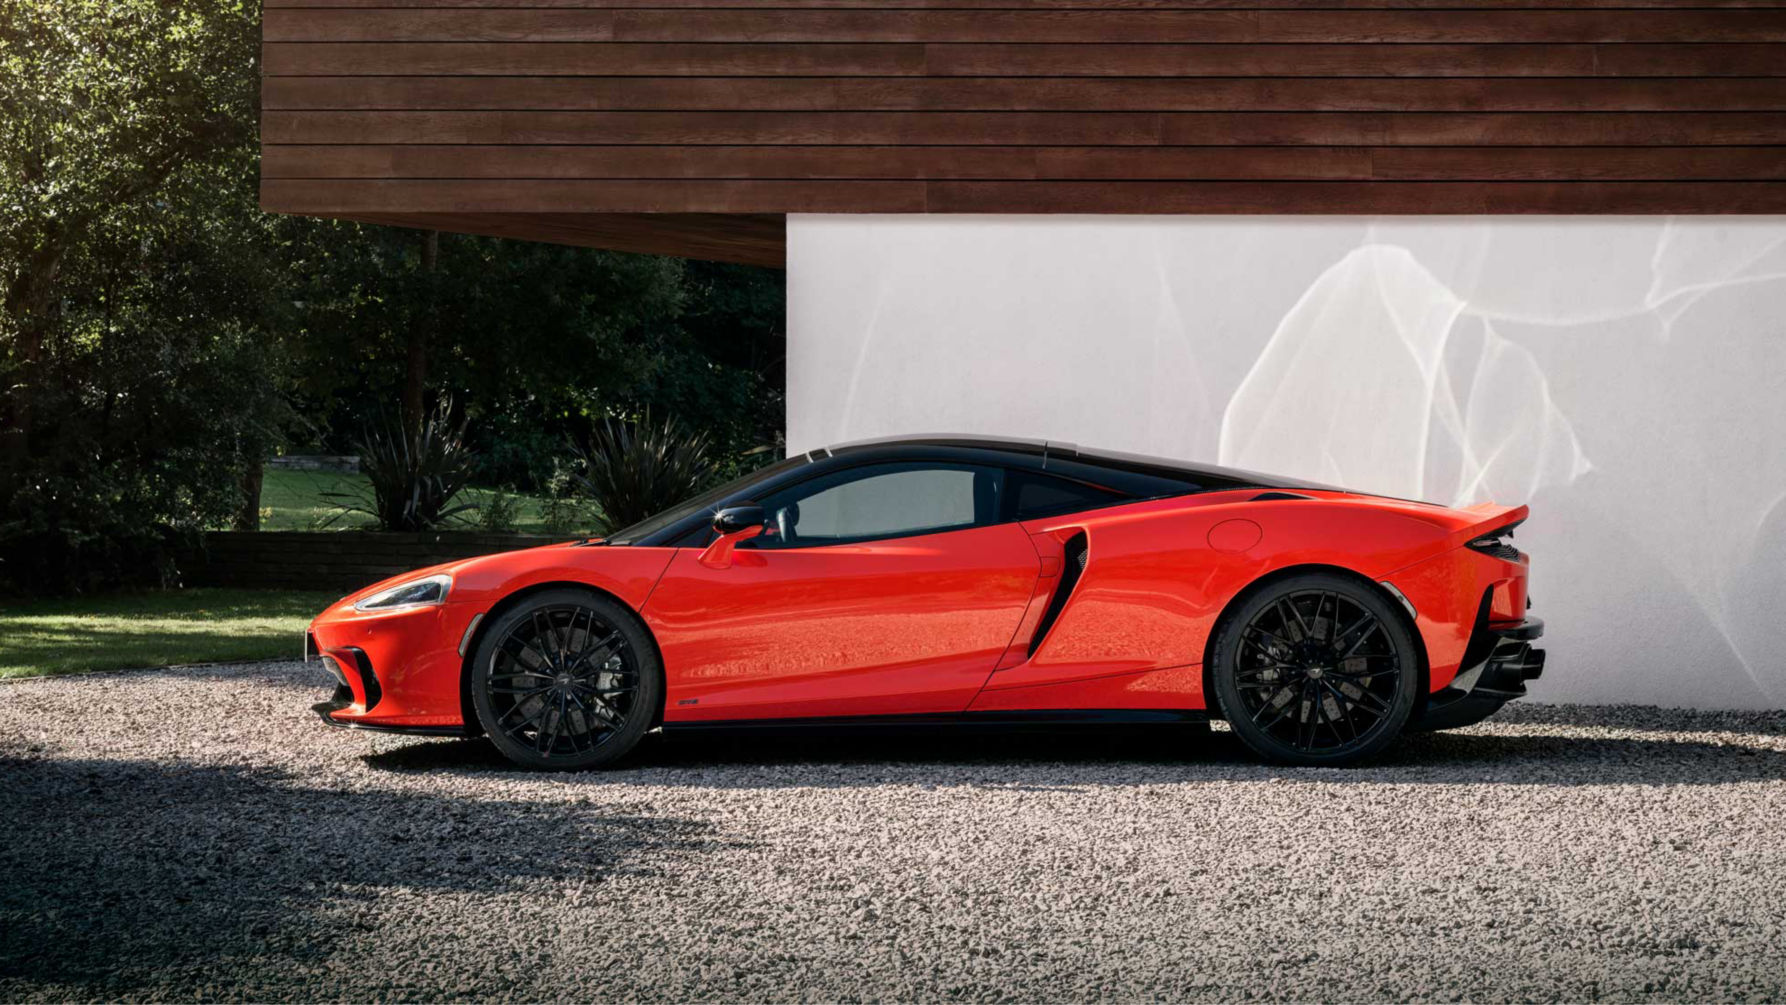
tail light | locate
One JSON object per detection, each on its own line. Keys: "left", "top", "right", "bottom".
{"left": 1467, "top": 520, "right": 1524, "bottom": 561}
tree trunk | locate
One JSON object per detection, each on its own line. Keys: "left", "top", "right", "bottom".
{"left": 233, "top": 456, "right": 265, "bottom": 530}
{"left": 402, "top": 229, "right": 439, "bottom": 443}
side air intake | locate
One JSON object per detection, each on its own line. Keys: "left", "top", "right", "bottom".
{"left": 1028, "top": 532, "right": 1089, "bottom": 657}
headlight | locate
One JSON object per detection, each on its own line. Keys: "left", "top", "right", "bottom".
{"left": 354, "top": 573, "right": 451, "bottom": 613}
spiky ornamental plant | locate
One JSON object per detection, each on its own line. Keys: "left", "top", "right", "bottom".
{"left": 324, "top": 400, "right": 478, "bottom": 532}
{"left": 575, "top": 413, "right": 716, "bottom": 534}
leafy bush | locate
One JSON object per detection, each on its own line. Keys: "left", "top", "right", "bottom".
{"left": 325, "top": 402, "right": 477, "bottom": 532}
{"left": 475, "top": 488, "right": 522, "bottom": 533}
{"left": 0, "top": 474, "right": 199, "bottom": 594}
{"left": 575, "top": 414, "right": 715, "bottom": 534}
{"left": 468, "top": 411, "right": 573, "bottom": 494}
{"left": 538, "top": 460, "right": 591, "bottom": 538}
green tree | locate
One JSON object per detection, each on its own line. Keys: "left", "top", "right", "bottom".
{"left": 281, "top": 226, "right": 782, "bottom": 491}
{"left": 2, "top": 0, "right": 259, "bottom": 452}
{"left": 0, "top": 0, "right": 788, "bottom": 594}
{"left": 0, "top": 0, "right": 283, "bottom": 591}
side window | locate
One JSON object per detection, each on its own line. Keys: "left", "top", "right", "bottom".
{"left": 1008, "top": 470, "right": 1128, "bottom": 520}
{"left": 753, "top": 463, "right": 1004, "bottom": 548}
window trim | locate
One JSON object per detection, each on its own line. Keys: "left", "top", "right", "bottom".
{"left": 1002, "top": 468, "right": 1132, "bottom": 523}
{"left": 742, "top": 460, "right": 1007, "bottom": 550}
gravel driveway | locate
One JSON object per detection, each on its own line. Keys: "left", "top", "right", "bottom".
{"left": 3, "top": 661, "right": 1785, "bottom": 1002}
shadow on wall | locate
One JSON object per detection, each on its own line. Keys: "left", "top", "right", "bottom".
{"left": 0, "top": 757, "right": 732, "bottom": 999}
{"left": 788, "top": 217, "right": 1786, "bottom": 709}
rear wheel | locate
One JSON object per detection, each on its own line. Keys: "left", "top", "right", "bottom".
{"left": 1210, "top": 573, "right": 1418, "bottom": 766}
{"left": 470, "top": 588, "right": 661, "bottom": 770}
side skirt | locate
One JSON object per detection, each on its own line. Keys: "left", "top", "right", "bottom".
{"left": 660, "top": 709, "right": 1208, "bottom": 738}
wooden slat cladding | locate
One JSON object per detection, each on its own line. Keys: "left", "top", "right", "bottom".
{"left": 261, "top": 43, "right": 1786, "bottom": 78}
{"left": 262, "top": 111, "right": 1786, "bottom": 146}
{"left": 265, "top": 178, "right": 1786, "bottom": 213}
{"left": 265, "top": 77, "right": 1786, "bottom": 112}
{"left": 264, "top": 9, "right": 1786, "bottom": 43}
{"left": 263, "top": 0, "right": 1786, "bottom": 8}
{"left": 262, "top": 0, "right": 1786, "bottom": 8}
{"left": 260, "top": 2, "right": 1786, "bottom": 263}
{"left": 264, "top": 146, "right": 1786, "bottom": 181}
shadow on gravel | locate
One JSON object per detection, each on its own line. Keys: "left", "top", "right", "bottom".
{"left": 1497, "top": 701, "right": 1786, "bottom": 738}
{"left": 364, "top": 725, "right": 1215, "bottom": 776}
{"left": 362, "top": 712, "right": 1786, "bottom": 788}
{"left": 0, "top": 755, "right": 731, "bottom": 998}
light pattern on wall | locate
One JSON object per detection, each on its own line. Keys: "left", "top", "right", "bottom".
{"left": 788, "top": 216, "right": 1786, "bottom": 709}
{"left": 1220, "top": 244, "right": 1592, "bottom": 507}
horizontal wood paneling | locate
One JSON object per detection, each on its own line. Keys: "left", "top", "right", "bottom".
{"left": 264, "top": 9, "right": 1786, "bottom": 43}
{"left": 260, "top": 2, "right": 1786, "bottom": 262}
{"left": 923, "top": 179, "right": 1786, "bottom": 212}
{"left": 264, "top": 0, "right": 1786, "bottom": 9}
{"left": 264, "top": 111, "right": 1786, "bottom": 146}
{"left": 263, "top": 145, "right": 1786, "bottom": 181}
{"left": 262, "top": 42, "right": 1786, "bottom": 78}
{"left": 264, "top": 77, "right": 1786, "bottom": 112}
{"left": 265, "top": 178, "right": 1786, "bottom": 213}
{"left": 263, "top": 1, "right": 1786, "bottom": 8}
{"left": 266, "top": 178, "right": 931, "bottom": 212}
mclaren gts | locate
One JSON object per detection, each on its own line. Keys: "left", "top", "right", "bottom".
{"left": 308, "top": 436, "right": 1545, "bottom": 769}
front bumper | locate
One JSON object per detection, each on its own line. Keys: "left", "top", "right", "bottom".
{"left": 1415, "top": 617, "right": 1546, "bottom": 730}
{"left": 307, "top": 601, "right": 481, "bottom": 734}
{"left": 312, "top": 690, "right": 467, "bottom": 736}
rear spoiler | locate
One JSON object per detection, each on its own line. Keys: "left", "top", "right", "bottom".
{"left": 1453, "top": 503, "right": 1529, "bottom": 547}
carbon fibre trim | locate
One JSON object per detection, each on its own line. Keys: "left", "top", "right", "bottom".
{"left": 661, "top": 709, "right": 1208, "bottom": 736}
{"left": 1028, "top": 532, "right": 1088, "bottom": 658}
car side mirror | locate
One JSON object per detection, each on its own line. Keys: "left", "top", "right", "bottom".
{"left": 700, "top": 504, "right": 766, "bottom": 569}
{"left": 712, "top": 504, "right": 766, "bottom": 536}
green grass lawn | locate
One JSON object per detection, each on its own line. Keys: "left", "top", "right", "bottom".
{"left": 0, "top": 589, "right": 339, "bottom": 678}
{"left": 257, "top": 468, "right": 569, "bottom": 533}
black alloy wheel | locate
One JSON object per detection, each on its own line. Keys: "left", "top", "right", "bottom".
{"left": 470, "top": 588, "right": 661, "bottom": 770}
{"left": 1210, "top": 572, "right": 1418, "bottom": 766}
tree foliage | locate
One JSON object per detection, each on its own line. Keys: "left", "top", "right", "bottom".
{"left": 0, "top": 0, "right": 280, "bottom": 592}
{"left": 279, "top": 225, "right": 785, "bottom": 493}
{"left": 0, "top": 0, "right": 786, "bottom": 595}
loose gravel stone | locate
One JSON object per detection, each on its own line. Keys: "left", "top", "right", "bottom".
{"left": 3, "top": 661, "right": 1785, "bottom": 1002}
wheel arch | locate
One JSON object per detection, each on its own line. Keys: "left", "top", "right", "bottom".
{"left": 457, "top": 579, "right": 667, "bottom": 735}
{"left": 1198, "top": 562, "right": 1430, "bottom": 718}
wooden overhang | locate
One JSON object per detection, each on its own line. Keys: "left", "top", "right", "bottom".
{"left": 261, "top": 1, "right": 1786, "bottom": 268}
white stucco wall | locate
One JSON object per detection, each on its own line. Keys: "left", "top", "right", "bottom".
{"left": 787, "top": 215, "right": 1786, "bottom": 710}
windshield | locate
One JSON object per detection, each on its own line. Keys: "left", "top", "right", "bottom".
{"left": 604, "top": 454, "right": 809, "bottom": 545}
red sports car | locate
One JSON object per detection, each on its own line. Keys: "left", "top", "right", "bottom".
{"left": 308, "top": 437, "right": 1544, "bottom": 769}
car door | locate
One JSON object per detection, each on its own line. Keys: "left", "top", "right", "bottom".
{"left": 644, "top": 461, "right": 1041, "bottom": 721}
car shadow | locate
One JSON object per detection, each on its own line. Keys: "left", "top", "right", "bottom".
{"left": 0, "top": 755, "right": 733, "bottom": 999}
{"left": 361, "top": 705, "right": 1786, "bottom": 788}
{"left": 366, "top": 724, "right": 1214, "bottom": 773}
{"left": 1496, "top": 700, "right": 1786, "bottom": 738}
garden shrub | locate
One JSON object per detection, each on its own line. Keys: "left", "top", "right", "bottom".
{"left": 575, "top": 414, "right": 715, "bottom": 534}
{"left": 323, "top": 402, "right": 477, "bottom": 532}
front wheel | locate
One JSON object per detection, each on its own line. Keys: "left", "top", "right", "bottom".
{"left": 470, "top": 588, "right": 662, "bottom": 770}
{"left": 1209, "top": 573, "right": 1419, "bottom": 766}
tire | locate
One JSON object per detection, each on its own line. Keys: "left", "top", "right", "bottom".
{"left": 470, "top": 588, "right": 662, "bottom": 770}
{"left": 1210, "top": 572, "right": 1419, "bottom": 767}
